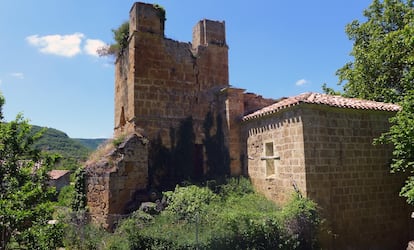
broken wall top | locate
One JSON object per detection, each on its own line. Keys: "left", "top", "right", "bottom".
{"left": 129, "top": 2, "right": 226, "bottom": 49}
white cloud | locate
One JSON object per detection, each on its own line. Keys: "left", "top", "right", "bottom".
{"left": 0, "top": 79, "right": 2, "bottom": 85}
{"left": 11, "top": 72, "right": 24, "bottom": 79}
{"left": 295, "top": 78, "right": 309, "bottom": 86}
{"left": 26, "top": 33, "right": 85, "bottom": 57}
{"left": 84, "top": 39, "right": 107, "bottom": 57}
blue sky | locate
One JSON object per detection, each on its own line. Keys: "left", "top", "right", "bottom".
{"left": 0, "top": 1, "right": 372, "bottom": 138}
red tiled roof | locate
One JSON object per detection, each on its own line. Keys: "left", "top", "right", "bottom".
{"left": 243, "top": 92, "right": 401, "bottom": 121}
{"left": 49, "top": 170, "right": 70, "bottom": 180}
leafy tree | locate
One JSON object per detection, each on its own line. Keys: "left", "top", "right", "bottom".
{"left": 0, "top": 94, "right": 57, "bottom": 248}
{"left": 334, "top": 0, "right": 414, "bottom": 103}
{"left": 375, "top": 91, "right": 414, "bottom": 204}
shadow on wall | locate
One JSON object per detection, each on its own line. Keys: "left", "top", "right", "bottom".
{"left": 148, "top": 113, "right": 230, "bottom": 191}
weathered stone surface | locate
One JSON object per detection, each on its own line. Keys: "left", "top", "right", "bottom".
{"left": 86, "top": 133, "right": 148, "bottom": 229}
{"left": 113, "top": 2, "right": 274, "bottom": 176}
{"left": 243, "top": 104, "right": 410, "bottom": 250}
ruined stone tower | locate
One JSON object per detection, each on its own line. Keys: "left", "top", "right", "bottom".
{"left": 112, "top": 2, "right": 275, "bottom": 178}
{"left": 114, "top": 3, "right": 228, "bottom": 142}
{"left": 113, "top": 2, "right": 244, "bottom": 179}
{"left": 87, "top": 3, "right": 241, "bottom": 228}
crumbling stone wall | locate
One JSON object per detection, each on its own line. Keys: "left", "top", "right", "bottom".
{"left": 242, "top": 104, "right": 410, "bottom": 249}
{"left": 86, "top": 133, "right": 148, "bottom": 229}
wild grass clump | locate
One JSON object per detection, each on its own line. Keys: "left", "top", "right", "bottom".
{"left": 85, "top": 139, "right": 115, "bottom": 165}
{"left": 85, "top": 132, "right": 129, "bottom": 165}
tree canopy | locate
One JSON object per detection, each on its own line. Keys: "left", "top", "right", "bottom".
{"left": 0, "top": 94, "right": 58, "bottom": 248}
{"left": 335, "top": 0, "right": 414, "bottom": 103}
{"left": 375, "top": 91, "right": 414, "bottom": 204}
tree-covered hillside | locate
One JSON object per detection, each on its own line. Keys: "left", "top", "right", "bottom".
{"left": 30, "top": 126, "right": 107, "bottom": 171}
{"left": 73, "top": 138, "right": 107, "bottom": 150}
{"left": 31, "top": 125, "right": 90, "bottom": 160}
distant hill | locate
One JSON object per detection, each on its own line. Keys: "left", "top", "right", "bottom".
{"left": 31, "top": 125, "right": 107, "bottom": 161}
{"left": 74, "top": 138, "right": 107, "bottom": 150}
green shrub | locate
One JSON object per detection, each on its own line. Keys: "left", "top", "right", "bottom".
{"left": 63, "top": 222, "right": 110, "bottom": 250}
{"left": 19, "top": 221, "right": 65, "bottom": 249}
{"left": 71, "top": 168, "right": 87, "bottom": 211}
{"left": 109, "top": 210, "right": 154, "bottom": 249}
{"left": 164, "top": 185, "right": 218, "bottom": 222}
{"left": 114, "top": 180, "right": 321, "bottom": 249}
{"left": 112, "top": 135, "right": 125, "bottom": 147}
{"left": 57, "top": 184, "right": 74, "bottom": 207}
{"left": 210, "top": 192, "right": 287, "bottom": 249}
{"left": 281, "top": 192, "right": 320, "bottom": 249}
{"left": 216, "top": 177, "right": 254, "bottom": 197}
{"left": 105, "top": 235, "right": 131, "bottom": 250}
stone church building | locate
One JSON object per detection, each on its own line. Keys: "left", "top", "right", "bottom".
{"left": 86, "top": 2, "right": 411, "bottom": 249}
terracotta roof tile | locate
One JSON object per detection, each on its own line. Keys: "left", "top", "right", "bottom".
{"left": 243, "top": 92, "right": 401, "bottom": 121}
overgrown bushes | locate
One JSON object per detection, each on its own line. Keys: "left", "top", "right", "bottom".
{"left": 42, "top": 177, "right": 320, "bottom": 249}
{"left": 164, "top": 185, "right": 218, "bottom": 222}
{"left": 106, "top": 178, "right": 320, "bottom": 249}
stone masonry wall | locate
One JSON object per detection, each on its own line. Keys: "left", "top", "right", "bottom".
{"left": 301, "top": 104, "right": 410, "bottom": 250}
{"left": 242, "top": 104, "right": 410, "bottom": 249}
{"left": 243, "top": 107, "right": 306, "bottom": 203}
{"left": 224, "top": 88, "right": 246, "bottom": 176}
{"left": 114, "top": 3, "right": 228, "bottom": 148}
{"left": 86, "top": 133, "right": 148, "bottom": 229}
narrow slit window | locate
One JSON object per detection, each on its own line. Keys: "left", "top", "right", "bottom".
{"left": 265, "top": 142, "right": 275, "bottom": 176}
{"left": 120, "top": 106, "right": 126, "bottom": 127}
